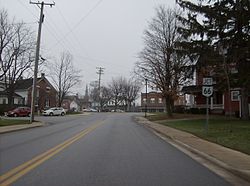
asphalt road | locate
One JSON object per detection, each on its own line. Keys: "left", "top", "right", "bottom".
{"left": 0, "top": 113, "right": 230, "bottom": 186}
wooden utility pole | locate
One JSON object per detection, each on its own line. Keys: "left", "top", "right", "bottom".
{"left": 30, "top": 1, "right": 55, "bottom": 123}
{"left": 96, "top": 67, "right": 104, "bottom": 112}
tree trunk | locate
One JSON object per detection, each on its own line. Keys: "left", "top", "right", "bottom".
{"left": 241, "top": 88, "right": 249, "bottom": 120}
{"left": 165, "top": 95, "right": 173, "bottom": 117}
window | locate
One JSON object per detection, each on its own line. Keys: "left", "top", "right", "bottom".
{"left": 45, "top": 99, "right": 50, "bottom": 107}
{"left": 3, "top": 98, "right": 6, "bottom": 104}
{"left": 158, "top": 98, "right": 162, "bottom": 104}
{"left": 231, "top": 91, "right": 240, "bottom": 101}
{"left": 150, "top": 98, "right": 155, "bottom": 104}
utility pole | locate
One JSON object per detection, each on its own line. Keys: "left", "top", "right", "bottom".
{"left": 30, "top": 1, "right": 55, "bottom": 123}
{"left": 96, "top": 67, "right": 104, "bottom": 112}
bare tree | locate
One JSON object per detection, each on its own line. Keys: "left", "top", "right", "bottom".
{"left": 0, "top": 9, "right": 36, "bottom": 105}
{"left": 123, "top": 78, "right": 141, "bottom": 111}
{"left": 109, "top": 77, "right": 126, "bottom": 111}
{"left": 99, "top": 86, "right": 112, "bottom": 111}
{"left": 135, "top": 6, "right": 192, "bottom": 116}
{"left": 107, "top": 76, "right": 141, "bottom": 111}
{"left": 48, "top": 52, "right": 81, "bottom": 107}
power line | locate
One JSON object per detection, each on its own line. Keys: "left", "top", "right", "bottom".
{"left": 48, "top": 0, "right": 104, "bottom": 49}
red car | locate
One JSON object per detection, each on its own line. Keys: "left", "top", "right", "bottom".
{"left": 6, "top": 107, "right": 31, "bottom": 117}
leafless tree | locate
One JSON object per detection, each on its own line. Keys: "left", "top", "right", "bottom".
{"left": 135, "top": 5, "right": 192, "bottom": 116}
{"left": 99, "top": 86, "right": 112, "bottom": 111}
{"left": 123, "top": 78, "right": 141, "bottom": 111}
{"left": 48, "top": 52, "right": 81, "bottom": 107}
{"left": 108, "top": 76, "right": 141, "bottom": 111}
{"left": 0, "top": 9, "right": 36, "bottom": 105}
{"left": 109, "top": 76, "right": 126, "bottom": 111}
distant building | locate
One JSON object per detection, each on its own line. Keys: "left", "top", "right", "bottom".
{"left": 141, "top": 91, "right": 186, "bottom": 112}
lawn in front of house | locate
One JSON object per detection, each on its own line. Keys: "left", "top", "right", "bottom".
{"left": 159, "top": 118, "right": 250, "bottom": 155}
{"left": 0, "top": 118, "right": 30, "bottom": 127}
{"left": 147, "top": 113, "right": 250, "bottom": 155}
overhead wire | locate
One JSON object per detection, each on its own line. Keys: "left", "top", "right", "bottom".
{"left": 55, "top": 5, "right": 90, "bottom": 57}
{"left": 48, "top": 0, "right": 104, "bottom": 50}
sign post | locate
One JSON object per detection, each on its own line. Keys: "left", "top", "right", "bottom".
{"left": 202, "top": 77, "right": 213, "bottom": 135}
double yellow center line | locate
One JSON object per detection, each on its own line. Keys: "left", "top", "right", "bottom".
{"left": 0, "top": 121, "right": 103, "bottom": 186}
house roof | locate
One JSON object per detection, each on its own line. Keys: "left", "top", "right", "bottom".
{"left": 63, "top": 95, "right": 81, "bottom": 105}
{"left": 15, "top": 78, "right": 36, "bottom": 90}
{"left": 0, "top": 91, "right": 22, "bottom": 97}
{"left": 15, "top": 76, "right": 56, "bottom": 92}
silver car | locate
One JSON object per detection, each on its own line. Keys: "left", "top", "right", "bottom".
{"left": 43, "top": 107, "right": 66, "bottom": 116}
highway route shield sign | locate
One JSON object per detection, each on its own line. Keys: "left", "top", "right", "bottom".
{"left": 202, "top": 86, "right": 213, "bottom": 97}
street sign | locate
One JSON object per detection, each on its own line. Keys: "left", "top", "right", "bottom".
{"left": 203, "top": 77, "right": 213, "bottom": 86}
{"left": 202, "top": 86, "right": 213, "bottom": 97}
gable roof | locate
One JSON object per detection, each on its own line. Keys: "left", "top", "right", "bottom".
{"left": 15, "top": 77, "right": 56, "bottom": 92}
{"left": 15, "top": 78, "right": 34, "bottom": 90}
{"left": 0, "top": 91, "right": 22, "bottom": 98}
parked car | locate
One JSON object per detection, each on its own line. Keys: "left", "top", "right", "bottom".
{"left": 83, "top": 108, "right": 98, "bottom": 112}
{"left": 6, "top": 107, "right": 31, "bottom": 117}
{"left": 43, "top": 107, "right": 66, "bottom": 116}
{"left": 111, "top": 109, "right": 124, "bottom": 113}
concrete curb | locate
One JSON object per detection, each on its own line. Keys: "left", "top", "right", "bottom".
{"left": 135, "top": 116, "right": 250, "bottom": 183}
{"left": 0, "top": 122, "right": 44, "bottom": 134}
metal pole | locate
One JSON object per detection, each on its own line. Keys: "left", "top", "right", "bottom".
{"left": 30, "top": 2, "right": 44, "bottom": 123}
{"left": 145, "top": 79, "right": 148, "bottom": 117}
{"left": 205, "top": 97, "right": 209, "bottom": 134}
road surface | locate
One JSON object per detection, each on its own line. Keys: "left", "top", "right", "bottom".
{"left": 0, "top": 113, "right": 230, "bottom": 186}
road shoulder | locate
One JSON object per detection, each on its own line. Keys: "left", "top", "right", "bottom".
{"left": 135, "top": 116, "right": 250, "bottom": 184}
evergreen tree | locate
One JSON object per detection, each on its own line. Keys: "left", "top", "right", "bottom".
{"left": 176, "top": 0, "right": 250, "bottom": 120}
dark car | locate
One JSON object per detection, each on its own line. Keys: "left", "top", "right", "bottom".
{"left": 6, "top": 107, "right": 31, "bottom": 117}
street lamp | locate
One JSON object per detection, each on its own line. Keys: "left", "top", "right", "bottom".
{"left": 145, "top": 78, "right": 148, "bottom": 117}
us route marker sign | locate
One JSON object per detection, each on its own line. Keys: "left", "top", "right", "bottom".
{"left": 202, "top": 77, "right": 213, "bottom": 97}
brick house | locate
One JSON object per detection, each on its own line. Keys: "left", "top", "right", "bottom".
{"left": 15, "top": 73, "right": 57, "bottom": 111}
{"left": 141, "top": 91, "right": 186, "bottom": 112}
{"left": 182, "top": 67, "right": 250, "bottom": 117}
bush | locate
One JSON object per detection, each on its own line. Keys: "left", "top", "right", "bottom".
{"left": 189, "top": 108, "right": 208, "bottom": 114}
{"left": 173, "top": 105, "right": 186, "bottom": 113}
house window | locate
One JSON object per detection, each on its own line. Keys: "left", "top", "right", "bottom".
{"left": 143, "top": 98, "right": 146, "bottom": 103}
{"left": 150, "top": 98, "right": 155, "bottom": 103}
{"left": 158, "top": 98, "right": 162, "bottom": 104}
{"left": 45, "top": 99, "right": 50, "bottom": 107}
{"left": 231, "top": 91, "right": 240, "bottom": 101}
{"left": 3, "top": 98, "right": 6, "bottom": 104}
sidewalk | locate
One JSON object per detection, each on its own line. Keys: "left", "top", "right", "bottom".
{"left": 136, "top": 116, "right": 250, "bottom": 183}
{"left": 0, "top": 122, "right": 44, "bottom": 134}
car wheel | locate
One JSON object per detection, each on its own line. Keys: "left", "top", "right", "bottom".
{"left": 49, "top": 112, "right": 53, "bottom": 116}
{"left": 61, "top": 112, "right": 65, "bottom": 116}
{"left": 14, "top": 113, "right": 18, "bottom": 117}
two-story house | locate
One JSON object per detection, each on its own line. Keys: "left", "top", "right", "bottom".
{"left": 182, "top": 65, "right": 250, "bottom": 117}
{"left": 15, "top": 73, "right": 57, "bottom": 111}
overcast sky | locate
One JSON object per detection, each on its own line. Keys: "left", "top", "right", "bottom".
{"left": 1, "top": 0, "right": 176, "bottom": 95}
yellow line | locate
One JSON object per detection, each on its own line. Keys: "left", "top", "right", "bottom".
{"left": 0, "top": 122, "right": 103, "bottom": 186}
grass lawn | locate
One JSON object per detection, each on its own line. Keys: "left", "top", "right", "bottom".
{"left": 0, "top": 118, "right": 30, "bottom": 127}
{"left": 147, "top": 113, "right": 250, "bottom": 155}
